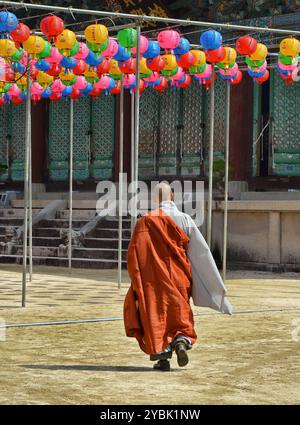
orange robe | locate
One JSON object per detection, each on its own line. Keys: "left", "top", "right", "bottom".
{"left": 124, "top": 210, "right": 197, "bottom": 355}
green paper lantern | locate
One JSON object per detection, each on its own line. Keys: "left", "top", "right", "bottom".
{"left": 245, "top": 56, "right": 265, "bottom": 69}
{"left": 117, "top": 28, "right": 137, "bottom": 49}
{"left": 278, "top": 52, "right": 298, "bottom": 65}
{"left": 38, "top": 40, "right": 52, "bottom": 60}
{"left": 10, "top": 47, "right": 24, "bottom": 62}
{"left": 87, "top": 39, "right": 108, "bottom": 55}
{"left": 216, "top": 61, "right": 235, "bottom": 70}
{"left": 140, "top": 70, "right": 152, "bottom": 79}
{"left": 161, "top": 66, "right": 178, "bottom": 77}
{"left": 189, "top": 63, "right": 206, "bottom": 75}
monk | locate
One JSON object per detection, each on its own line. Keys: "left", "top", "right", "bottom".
{"left": 124, "top": 182, "right": 232, "bottom": 371}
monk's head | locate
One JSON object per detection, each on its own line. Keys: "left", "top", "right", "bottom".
{"left": 152, "top": 182, "right": 174, "bottom": 205}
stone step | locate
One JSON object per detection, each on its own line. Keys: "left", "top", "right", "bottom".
{"left": 0, "top": 208, "right": 41, "bottom": 218}
{"left": 13, "top": 245, "right": 59, "bottom": 257}
{"left": 0, "top": 217, "right": 24, "bottom": 226}
{"left": 11, "top": 199, "right": 51, "bottom": 209}
{"left": 56, "top": 209, "right": 97, "bottom": 220}
{"left": 0, "top": 255, "right": 127, "bottom": 269}
{"left": 26, "top": 237, "right": 62, "bottom": 247}
{"left": 93, "top": 228, "right": 131, "bottom": 239}
{"left": 83, "top": 238, "right": 130, "bottom": 249}
{"left": 39, "top": 219, "right": 90, "bottom": 228}
{"left": 73, "top": 247, "right": 127, "bottom": 261}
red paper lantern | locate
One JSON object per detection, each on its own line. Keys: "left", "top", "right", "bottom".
{"left": 119, "top": 58, "right": 136, "bottom": 74}
{"left": 110, "top": 81, "right": 121, "bottom": 94}
{"left": 178, "top": 74, "right": 191, "bottom": 88}
{"left": 11, "top": 96, "right": 24, "bottom": 105}
{"left": 10, "top": 23, "right": 30, "bottom": 47}
{"left": 0, "top": 96, "right": 7, "bottom": 106}
{"left": 132, "top": 79, "right": 145, "bottom": 94}
{"left": 40, "top": 16, "right": 64, "bottom": 42}
{"left": 231, "top": 70, "right": 243, "bottom": 85}
{"left": 50, "top": 92, "right": 62, "bottom": 102}
{"left": 236, "top": 36, "right": 257, "bottom": 56}
{"left": 154, "top": 76, "right": 168, "bottom": 94}
{"left": 206, "top": 47, "right": 226, "bottom": 63}
{"left": 254, "top": 69, "right": 269, "bottom": 84}
{"left": 29, "top": 64, "right": 39, "bottom": 80}
{"left": 69, "top": 88, "right": 81, "bottom": 100}
{"left": 146, "top": 55, "right": 165, "bottom": 72}
{"left": 31, "top": 94, "right": 41, "bottom": 104}
{"left": 5, "top": 66, "right": 15, "bottom": 82}
{"left": 73, "top": 59, "right": 87, "bottom": 75}
{"left": 176, "top": 52, "right": 196, "bottom": 70}
{"left": 46, "top": 63, "right": 62, "bottom": 77}
{"left": 89, "top": 87, "right": 101, "bottom": 98}
{"left": 97, "top": 58, "right": 111, "bottom": 75}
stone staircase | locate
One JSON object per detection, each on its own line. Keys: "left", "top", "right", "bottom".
{"left": 0, "top": 198, "right": 130, "bottom": 269}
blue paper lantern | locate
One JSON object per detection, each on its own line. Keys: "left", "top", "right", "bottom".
{"left": 81, "top": 82, "right": 93, "bottom": 94}
{"left": 113, "top": 45, "right": 130, "bottom": 62}
{"left": 142, "top": 41, "right": 160, "bottom": 59}
{"left": 62, "top": 86, "right": 73, "bottom": 97}
{"left": 200, "top": 30, "right": 222, "bottom": 51}
{"left": 174, "top": 38, "right": 190, "bottom": 55}
{"left": 35, "top": 59, "right": 50, "bottom": 72}
{"left": 0, "top": 12, "right": 18, "bottom": 33}
{"left": 85, "top": 50, "right": 103, "bottom": 67}
{"left": 13, "top": 62, "right": 26, "bottom": 73}
{"left": 248, "top": 68, "right": 265, "bottom": 78}
{"left": 41, "top": 87, "right": 52, "bottom": 99}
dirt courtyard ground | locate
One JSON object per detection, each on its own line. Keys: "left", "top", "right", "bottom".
{"left": 0, "top": 264, "right": 300, "bottom": 405}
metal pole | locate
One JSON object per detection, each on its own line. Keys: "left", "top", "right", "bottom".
{"left": 222, "top": 80, "right": 231, "bottom": 281}
{"left": 131, "top": 25, "right": 141, "bottom": 232}
{"left": 118, "top": 76, "right": 124, "bottom": 289}
{"left": 1, "top": 1, "right": 300, "bottom": 35}
{"left": 28, "top": 120, "right": 32, "bottom": 281}
{"left": 22, "top": 58, "right": 31, "bottom": 307}
{"left": 206, "top": 65, "right": 215, "bottom": 249}
{"left": 68, "top": 98, "right": 74, "bottom": 272}
{"left": 130, "top": 93, "right": 135, "bottom": 233}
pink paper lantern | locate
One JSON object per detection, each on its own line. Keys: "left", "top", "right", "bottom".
{"left": 72, "top": 75, "right": 88, "bottom": 90}
{"left": 8, "top": 83, "right": 21, "bottom": 97}
{"left": 101, "top": 38, "right": 118, "bottom": 58}
{"left": 123, "top": 74, "right": 136, "bottom": 88}
{"left": 170, "top": 67, "right": 185, "bottom": 81}
{"left": 157, "top": 30, "right": 180, "bottom": 50}
{"left": 144, "top": 71, "right": 160, "bottom": 83}
{"left": 195, "top": 64, "right": 212, "bottom": 81}
{"left": 74, "top": 42, "right": 89, "bottom": 60}
{"left": 218, "top": 63, "right": 238, "bottom": 77}
{"left": 46, "top": 47, "right": 63, "bottom": 64}
{"left": 30, "top": 82, "right": 44, "bottom": 95}
{"left": 51, "top": 79, "right": 66, "bottom": 93}
{"left": 94, "top": 75, "right": 111, "bottom": 90}
{"left": 131, "top": 35, "right": 149, "bottom": 55}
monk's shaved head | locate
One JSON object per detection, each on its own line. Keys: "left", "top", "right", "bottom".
{"left": 153, "top": 181, "right": 174, "bottom": 204}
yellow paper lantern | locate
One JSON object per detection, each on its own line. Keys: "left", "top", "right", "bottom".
{"left": 280, "top": 37, "right": 300, "bottom": 57}
{"left": 190, "top": 50, "right": 206, "bottom": 66}
{"left": 59, "top": 70, "right": 76, "bottom": 84}
{"left": 37, "top": 71, "right": 53, "bottom": 88}
{"left": 250, "top": 43, "right": 268, "bottom": 61}
{"left": 109, "top": 59, "right": 121, "bottom": 76}
{"left": 85, "top": 24, "right": 108, "bottom": 45}
{"left": 23, "top": 35, "right": 45, "bottom": 58}
{"left": 15, "top": 72, "right": 27, "bottom": 90}
{"left": 162, "top": 54, "right": 177, "bottom": 71}
{"left": 84, "top": 68, "right": 98, "bottom": 83}
{"left": 0, "top": 38, "right": 17, "bottom": 58}
{"left": 222, "top": 47, "right": 237, "bottom": 65}
{"left": 139, "top": 57, "right": 150, "bottom": 74}
{"left": 55, "top": 30, "right": 76, "bottom": 55}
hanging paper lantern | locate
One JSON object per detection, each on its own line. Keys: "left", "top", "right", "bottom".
{"left": 117, "top": 28, "right": 137, "bottom": 50}
{"left": 113, "top": 44, "right": 131, "bottom": 62}
{"left": 73, "top": 59, "right": 87, "bottom": 75}
{"left": 170, "top": 67, "right": 185, "bottom": 82}
{"left": 157, "top": 30, "right": 180, "bottom": 51}
{"left": 161, "top": 66, "right": 178, "bottom": 78}
{"left": 190, "top": 50, "right": 206, "bottom": 66}
{"left": 85, "top": 50, "right": 103, "bottom": 68}
{"left": 37, "top": 71, "right": 53, "bottom": 88}
{"left": 85, "top": 24, "right": 108, "bottom": 45}
{"left": 59, "top": 56, "right": 77, "bottom": 71}
{"left": 46, "top": 63, "right": 62, "bottom": 77}
{"left": 139, "top": 57, "right": 150, "bottom": 74}
{"left": 41, "top": 87, "right": 52, "bottom": 99}
{"left": 72, "top": 75, "right": 88, "bottom": 91}
{"left": 109, "top": 59, "right": 122, "bottom": 78}
{"left": 11, "top": 96, "right": 24, "bottom": 105}
{"left": 221, "top": 47, "right": 237, "bottom": 66}
{"left": 59, "top": 71, "right": 77, "bottom": 86}
{"left": 200, "top": 30, "right": 222, "bottom": 51}
{"left": 119, "top": 58, "right": 136, "bottom": 74}
{"left": 146, "top": 56, "right": 165, "bottom": 72}
{"left": 235, "top": 36, "right": 257, "bottom": 56}
{"left": 278, "top": 52, "right": 299, "bottom": 66}
{"left": 206, "top": 47, "right": 226, "bottom": 63}
{"left": 55, "top": 30, "right": 76, "bottom": 56}
{"left": 81, "top": 82, "right": 93, "bottom": 95}
{"left": 46, "top": 46, "right": 63, "bottom": 64}
{"left": 0, "top": 11, "right": 18, "bottom": 34}
{"left": 34, "top": 59, "right": 50, "bottom": 72}
{"left": 40, "top": 16, "right": 64, "bottom": 42}
{"left": 30, "top": 81, "right": 43, "bottom": 103}
{"left": 178, "top": 74, "right": 191, "bottom": 89}
{"left": 85, "top": 68, "right": 99, "bottom": 84}
{"left": 23, "top": 35, "right": 45, "bottom": 58}
{"left": 97, "top": 58, "right": 111, "bottom": 75}
{"left": 51, "top": 79, "right": 66, "bottom": 94}
{"left": 176, "top": 51, "right": 196, "bottom": 69}
{"left": 4, "top": 66, "right": 15, "bottom": 82}
{"left": 15, "top": 72, "right": 27, "bottom": 91}
{"left": 132, "top": 79, "right": 145, "bottom": 95}
{"left": 231, "top": 70, "right": 243, "bottom": 85}
{"left": 50, "top": 92, "right": 62, "bottom": 102}
{"left": 37, "top": 40, "right": 52, "bottom": 61}
{"left": 245, "top": 56, "right": 265, "bottom": 69}
{"left": 142, "top": 40, "right": 160, "bottom": 59}
{"left": 110, "top": 80, "right": 121, "bottom": 94}
{"left": 123, "top": 74, "right": 135, "bottom": 89}
{"left": 131, "top": 35, "right": 149, "bottom": 55}
{"left": 89, "top": 86, "right": 101, "bottom": 98}
{"left": 254, "top": 69, "right": 269, "bottom": 84}
{"left": 10, "top": 23, "right": 30, "bottom": 47}
{"left": 8, "top": 83, "right": 21, "bottom": 98}
{"left": 173, "top": 38, "right": 190, "bottom": 55}
{"left": 74, "top": 42, "right": 89, "bottom": 60}
{"left": 249, "top": 43, "right": 268, "bottom": 61}
{"left": 0, "top": 82, "right": 11, "bottom": 95}
{"left": 29, "top": 60, "right": 39, "bottom": 79}
{"left": 153, "top": 76, "right": 168, "bottom": 94}
{"left": 194, "top": 64, "right": 212, "bottom": 82}
{"left": 0, "top": 95, "right": 8, "bottom": 106}
{"left": 216, "top": 61, "right": 235, "bottom": 70}
{"left": 189, "top": 63, "right": 206, "bottom": 75}
{"left": 101, "top": 38, "right": 118, "bottom": 58}
{"left": 0, "top": 38, "right": 17, "bottom": 58}
{"left": 218, "top": 63, "right": 238, "bottom": 80}
{"left": 162, "top": 54, "right": 177, "bottom": 71}
{"left": 10, "top": 47, "right": 24, "bottom": 62}
{"left": 69, "top": 87, "right": 81, "bottom": 100}
{"left": 94, "top": 75, "right": 113, "bottom": 90}
{"left": 280, "top": 37, "right": 300, "bottom": 57}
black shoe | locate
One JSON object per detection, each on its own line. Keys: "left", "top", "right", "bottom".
{"left": 153, "top": 359, "right": 171, "bottom": 371}
{"left": 175, "top": 343, "right": 189, "bottom": 367}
